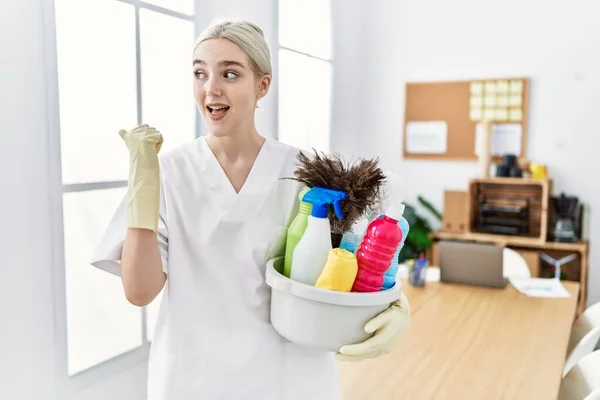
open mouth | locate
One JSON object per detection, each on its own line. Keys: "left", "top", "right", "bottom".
{"left": 206, "top": 104, "right": 230, "bottom": 119}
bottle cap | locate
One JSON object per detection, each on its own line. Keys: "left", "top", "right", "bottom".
{"left": 385, "top": 203, "right": 405, "bottom": 221}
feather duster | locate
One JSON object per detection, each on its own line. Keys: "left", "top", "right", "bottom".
{"left": 285, "top": 149, "right": 386, "bottom": 237}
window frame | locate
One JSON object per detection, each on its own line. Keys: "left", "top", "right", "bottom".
{"left": 43, "top": 0, "right": 202, "bottom": 396}
{"left": 275, "top": 0, "right": 334, "bottom": 151}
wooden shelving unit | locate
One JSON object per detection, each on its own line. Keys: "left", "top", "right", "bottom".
{"left": 467, "top": 178, "right": 552, "bottom": 243}
{"left": 432, "top": 177, "right": 590, "bottom": 317}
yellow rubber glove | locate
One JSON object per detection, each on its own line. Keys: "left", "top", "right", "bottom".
{"left": 314, "top": 248, "right": 358, "bottom": 292}
{"left": 336, "top": 291, "right": 410, "bottom": 361}
{"left": 118, "top": 124, "right": 163, "bottom": 233}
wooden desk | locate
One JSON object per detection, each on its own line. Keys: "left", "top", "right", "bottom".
{"left": 430, "top": 230, "right": 589, "bottom": 316}
{"left": 339, "top": 280, "right": 579, "bottom": 400}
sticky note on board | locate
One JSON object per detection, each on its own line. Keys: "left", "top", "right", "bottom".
{"left": 470, "top": 95, "right": 483, "bottom": 107}
{"left": 470, "top": 108, "right": 482, "bottom": 121}
{"left": 509, "top": 94, "right": 523, "bottom": 107}
{"left": 496, "top": 80, "right": 509, "bottom": 93}
{"left": 471, "top": 82, "right": 484, "bottom": 95}
{"left": 510, "top": 80, "right": 523, "bottom": 94}
{"left": 509, "top": 108, "right": 523, "bottom": 121}
{"left": 484, "top": 95, "right": 497, "bottom": 107}
{"left": 485, "top": 81, "right": 497, "bottom": 94}
{"left": 484, "top": 107, "right": 496, "bottom": 119}
{"left": 497, "top": 95, "right": 509, "bottom": 107}
{"left": 495, "top": 108, "right": 509, "bottom": 121}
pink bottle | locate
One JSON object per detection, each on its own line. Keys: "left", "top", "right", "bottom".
{"left": 352, "top": 205, "right": 404, "bottom": 292}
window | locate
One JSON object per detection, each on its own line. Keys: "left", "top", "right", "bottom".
{"left": 277, "top": 0, "right": 333, "bottom": 153}
{"left": 53, "top": 0, "right": 197, "bottom": 377}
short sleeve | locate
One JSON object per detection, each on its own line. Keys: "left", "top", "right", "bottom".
{"left": 90, "top": 183, "right": 169, "bottom": 277}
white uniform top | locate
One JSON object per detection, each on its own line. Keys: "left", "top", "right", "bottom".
{"left": 91, "top": 137, "right": 341, "bottom": 400}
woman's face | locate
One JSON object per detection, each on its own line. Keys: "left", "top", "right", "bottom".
{"left": 192, "top": 38, "right": 270, "bottom": 138}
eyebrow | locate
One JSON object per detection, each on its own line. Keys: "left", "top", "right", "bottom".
{"left": 192, "top": 59, "right": 246, "bottom": 69}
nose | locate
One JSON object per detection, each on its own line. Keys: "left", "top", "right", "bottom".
{"left": 206, "top": 75, "right": 223, "bottom": 98}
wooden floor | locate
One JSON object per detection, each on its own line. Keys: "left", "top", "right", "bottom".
{"left": 339, "top": 279, "right": 579, "bottom": 399}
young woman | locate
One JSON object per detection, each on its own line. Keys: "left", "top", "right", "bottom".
{"left": 92, "top": 20, "right": 410, "bottom": 400}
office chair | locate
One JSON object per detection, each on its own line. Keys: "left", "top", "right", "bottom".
{"left": 559, "top": 350, "right": 600, "bottom": 399}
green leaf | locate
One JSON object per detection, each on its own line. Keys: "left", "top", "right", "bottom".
{"left": 406, "top": 224, "right": 433, "bottom": 251}
{"left": 399, "top": 244, "right": 418, "bottom": 262}
{"left": 417, "top": 196, "right": 443, "bottom": 221}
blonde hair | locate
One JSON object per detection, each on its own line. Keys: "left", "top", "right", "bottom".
{"left": 194, "top": 20, "right": 272, "bottom": 78}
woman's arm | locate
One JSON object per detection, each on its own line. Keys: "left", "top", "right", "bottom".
{"left": 120, "top": 228, "right": 166, "bottom": 306}
{"left": 118, "top": 124, "right": 166, "bottom": 307}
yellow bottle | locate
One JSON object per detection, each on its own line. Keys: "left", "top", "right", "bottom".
{"left": 314, "top": 248, "right": 358, "bottom": 292}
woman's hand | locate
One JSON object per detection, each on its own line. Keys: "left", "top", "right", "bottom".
{"left": 119, "top": 124, "right": 163, "bottom": 232}
{"left": 336, "top": 291, "right": 410, "bottom": 362}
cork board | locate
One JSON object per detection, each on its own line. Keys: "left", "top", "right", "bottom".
{"left": 403, "top": 78, "right": 529, "bottom": 162}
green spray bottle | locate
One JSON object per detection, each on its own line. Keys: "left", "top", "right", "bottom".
{"left": 283, "top": 186, "right": 312, "bottom": 277}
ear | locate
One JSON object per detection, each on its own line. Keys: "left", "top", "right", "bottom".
{"left": 256, "top": 74, "right": 272, "bottom": 100}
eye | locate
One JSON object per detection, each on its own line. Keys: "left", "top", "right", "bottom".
{"left": 224, "top": 71, "right": 238, "bottom": 79}
{"left": 194, "top": 71, "right": 206, "bottom": 80}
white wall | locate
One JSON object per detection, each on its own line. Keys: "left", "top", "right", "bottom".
{"left": 1, "top": 0, "right": 58, "bottom": 398}
{"left": 342, "top": 0, "right": 600, "bottom": 306}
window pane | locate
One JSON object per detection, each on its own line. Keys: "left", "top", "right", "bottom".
{"left": 54, "top": 0, "right": 136, "bottom": 184}
{"left": 140, "top": 9, "right": 196, "bottom": 152}
{"left": 142, "top": 0, "right": 194, "bottom": 15}
{"left": 278, "top": 50, "right": 331, "bottom": 153}
{"left": 279, "top": 0, "right": 332, "bottom": 59}
{"left": 63, "top": 188, "right": 142, "bottom": 375}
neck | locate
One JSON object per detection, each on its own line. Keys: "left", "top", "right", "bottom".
{"left": 205, "top": 128, "right": 265, "bottom": 161}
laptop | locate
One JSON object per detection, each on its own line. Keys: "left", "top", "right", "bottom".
{"left": 439, "top": 240, "right": 508, "bottom": 288}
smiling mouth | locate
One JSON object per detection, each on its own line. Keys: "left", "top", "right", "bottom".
{"left": 206, "top": 105, "right": 230, "bottom": 115}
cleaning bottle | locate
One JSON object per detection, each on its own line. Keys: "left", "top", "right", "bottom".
{"left": 382, "top": 210, "right": 410, "bottom": 290}
{"left": 290, "top": 187, "right": 347, "bottom": 286}
{"left": 283, "top": 186, "right": 312, "bottom": 277}
{"left": 339, "top": 214, "right": 370, "bottom": 254}
{"left": 352, "top": 205, "right": 403, "bottom": 292}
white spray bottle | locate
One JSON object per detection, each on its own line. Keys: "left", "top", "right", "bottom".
{"left": 290, "top": 187, "right": 347, "bottom": 286}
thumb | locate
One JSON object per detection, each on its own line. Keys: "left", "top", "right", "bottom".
{"left": 118, "top": 129, "right": 127, "bottom": 140}
{"left": 156, "top": 135, "right": 163, "bottom": 153}
{"left": 365, "top": 308, "right": 391, "bottom": 333}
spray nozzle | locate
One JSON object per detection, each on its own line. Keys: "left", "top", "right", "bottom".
{"left": 302, "top": 186, "right": 347, "bottom": 220}
{"left": 379, "top": 170, "right": 406, "bottom": 221}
